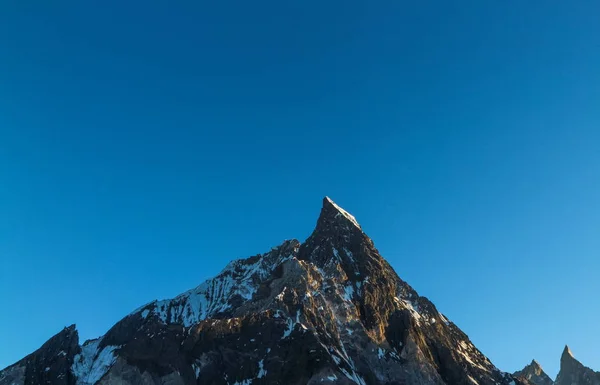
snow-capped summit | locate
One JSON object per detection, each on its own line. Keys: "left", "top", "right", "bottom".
{"left": 1, "top": 197, "right": 531, "bottom": 385}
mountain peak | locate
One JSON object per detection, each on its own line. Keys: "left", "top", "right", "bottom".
{"left": 513, "top": 358, "right": 553, "bottom": 385}
{"left": 298, "top": 197, "right": 370, "bottom": 271}
{"left": 562, "top": 345, "right": 575, "bottom": 360}
{"left": 556, "top": 345, "right": 600, "bottom": 385}
{"left": 0, "top": 324, "right": 81, "bottom": 385}
{"left": 531, "top": 359, "right": 542, "bottom": 369}
{"left": 1, "top": 197, "right": 532, "bottom": 385}
{"left": 320, "top": 196, "right": 362, "bottom": 230}
{"left": 559, "top": 344, "right": 582, "bottom": 376}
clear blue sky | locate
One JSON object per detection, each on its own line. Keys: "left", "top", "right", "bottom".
{"left": 1, "top": 0, "right": 599, "bottom": 379}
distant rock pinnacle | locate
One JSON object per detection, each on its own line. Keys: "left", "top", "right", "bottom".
{"left": 513, "top": 359, "right": 553, "bottom": 385}
{"left": 556, "top": 345, "right": 600, "bottom": 385}
{"left": 514, "top": 346, "right": 600, "bottom": 385}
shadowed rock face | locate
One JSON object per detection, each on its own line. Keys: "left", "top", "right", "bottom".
{"left": 1, "top": 197, "right": 530, "bottom": 385}
{"left": 513, "top": 360, "right": 553, "bottom": 385}
{"left": 0, "top": 325, "right": 79, "bottom": 385}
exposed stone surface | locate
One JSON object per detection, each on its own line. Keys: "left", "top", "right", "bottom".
{"left": 1, "top": 197, "right": 531, "bottom": 385}
{"left": 513, "top": 360, "right": 553, "bottom": 385}
{"left": 555, "top": 346, "right": 600, "bottom": 385}
{"left": 513, "top": 346, "right": 600, "bottom": 385}
{"left": 0, "top": 325, "right": 79, "bottom": 385}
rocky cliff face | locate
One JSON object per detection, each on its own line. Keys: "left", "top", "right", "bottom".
{"left": 555, "top": 346, "right": 600, "bottom": 385}
{"left": 1, "top": 197, "right": 529, "bottom": 385}
{"left": 513, "top": 360, "right": 553, "bottom": 385}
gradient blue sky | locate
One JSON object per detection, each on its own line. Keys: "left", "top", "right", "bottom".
{"left": 1, "top": 0, "right": 599, "bottom": 378}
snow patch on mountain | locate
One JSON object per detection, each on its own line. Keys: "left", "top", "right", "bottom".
{"left": 325, "top": 196, "right": 361, "bottom": 229}
{"left": 135, "top": 242, "right": 299, "bottom": 327}
{"left": 72, "top": 339, "right": 120, "bottom": 385}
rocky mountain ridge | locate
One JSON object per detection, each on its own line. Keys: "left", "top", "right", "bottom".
{"left": 513, "top": 359, "right": 553, "bottom": 385}
{"left": 2, "top": 197, "right": 534, "bottom": 385}
{"left": 515, "top": 345, "right": 600, "bottom": 385}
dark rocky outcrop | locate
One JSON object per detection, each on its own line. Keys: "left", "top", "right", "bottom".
{"left": 0, "top": 325, "right": 79, "bottom": 385}
{"left": 1, "top": 197, "right": 530, "bottom": 385}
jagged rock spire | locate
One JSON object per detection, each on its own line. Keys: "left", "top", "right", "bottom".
{"left": 313, "top": 196, "right": 363, "bottom": 235}
{"left": 556, "top": 345, "right": 600, "bottom": 385}
{"left": 298, "top": 197, "right": 375, "bottom": 277}
{"left": 561, "top": 345, "right": 574, "bottom": 361}
{"left": 323, "top": 196, "right": 362, "bottom": 228}
{"left": 559, "top": 345, "right": 581, "bottom": 375}
{"left": 513, "top": 359, "right": 553, "bottom": 385}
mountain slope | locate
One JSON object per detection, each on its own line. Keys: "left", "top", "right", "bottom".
{"left": 1, "top": 197, "right": 529, "bottom": 385}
